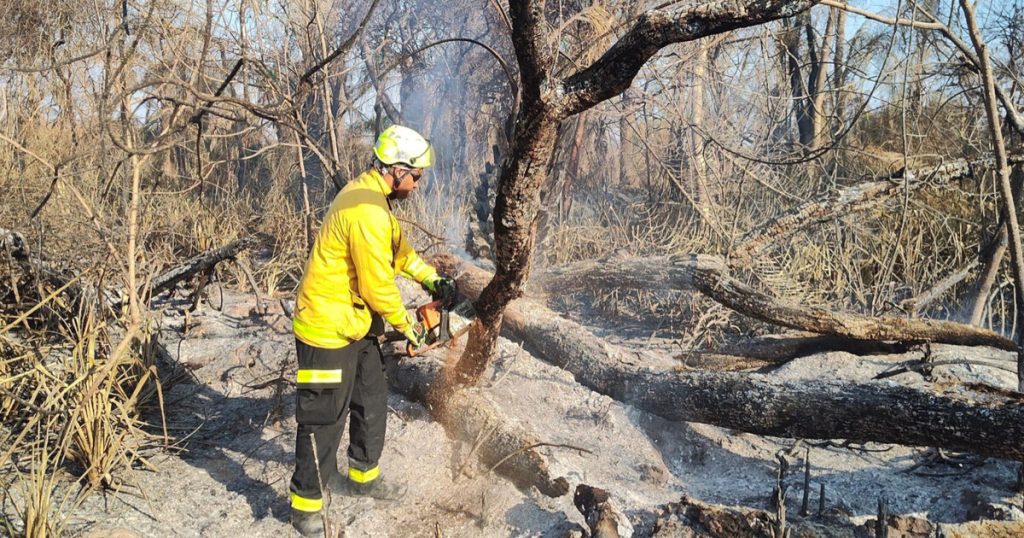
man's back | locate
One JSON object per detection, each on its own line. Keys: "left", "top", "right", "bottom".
{"left": 293, "top": 169, "right": 392, "bottom": 348}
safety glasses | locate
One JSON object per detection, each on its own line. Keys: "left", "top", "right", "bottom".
{"left": 393, "top": 166, "right": 423, "bottom": 182}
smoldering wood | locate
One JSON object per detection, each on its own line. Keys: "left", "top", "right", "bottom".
{"left": 651, "top": 495, "right": 824, "bottom": 537}
{"left": 732, "top": 155, "right": 1024, "bottom": 263}
{"left": 573, "top": 485, "right": 624, "bottom": 538}
{"left": 436, "top": 256, "right": 1024, "bottom": 461}
{"left": 390, "top": 356, "right": 570, "bottom": 498}
{"left": 539, "top": 253, "right": 1016, "bottom": 351}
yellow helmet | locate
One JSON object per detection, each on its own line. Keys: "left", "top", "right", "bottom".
{"left": 373, "top": 125, "right": 434, "bottom": 168}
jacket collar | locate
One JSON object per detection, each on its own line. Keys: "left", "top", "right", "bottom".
{"left": 365, "top": 168, "right": 394, "bottom": 197}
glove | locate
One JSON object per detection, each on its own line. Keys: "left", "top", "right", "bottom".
{"left": 423, "top": 275, "right": 456, "bottom": 303}
{"left": 402, "top": 322, "right": 427, "bottom": 348}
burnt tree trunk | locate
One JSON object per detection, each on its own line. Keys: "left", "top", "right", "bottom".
{"left": 451, "top": 0, "right": 822, "bottom": 391}
{"left": 785, "top": 13, "right": 814, "bottom": 148}
{"left": 437, "top": 256, "right": 1024, "bottom": 461}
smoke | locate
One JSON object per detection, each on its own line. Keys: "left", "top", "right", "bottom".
{"left": 363, "top": 0, "right": 515, "bottom": 252}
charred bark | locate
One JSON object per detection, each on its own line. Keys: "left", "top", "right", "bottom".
{"left": 574, "top": 485, "right": 628, "bottom": 538}
{"left": 147, "top": 235, "right": 260, "bottom": 300}
{"left": 679, "top": 333, "right": 916, "bottom": 369}
{"left": 439, "top": 256, "right": 1024, "bottom": 461}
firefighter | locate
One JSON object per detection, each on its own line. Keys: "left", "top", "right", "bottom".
{"left": 289, "top": 125, "right": 455, "bottom": 536}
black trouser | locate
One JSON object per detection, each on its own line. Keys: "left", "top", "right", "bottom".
{"left": 289, "top": 335, "right": 388, "bottom": 512}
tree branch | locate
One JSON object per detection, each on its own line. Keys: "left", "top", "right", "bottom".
{"left": 558, "top": 0, "right": 819, "bottom": 117}
{"left": 298, "top": 0, "right": 382, "bottom": 87}
{"left": 508, "top": 1, "right": 554, "bottom": 105}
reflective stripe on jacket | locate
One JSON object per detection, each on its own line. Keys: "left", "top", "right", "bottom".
{"left": 293, "top": 169, "right": 437, "bottom": 348}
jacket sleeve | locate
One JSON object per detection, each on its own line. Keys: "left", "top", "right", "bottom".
{"left": 349, "top": 210, "right": 413, "bottom": 332}
{"left": 394, "top": 226, "right": 438, "bottom": 283}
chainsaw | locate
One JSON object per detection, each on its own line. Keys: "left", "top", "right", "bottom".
{"left": 406, "top": 298, "right": 476, "bottom": 357}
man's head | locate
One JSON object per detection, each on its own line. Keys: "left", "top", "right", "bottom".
{"left": 373, "top": 125, "right": 433, "bottom": 200}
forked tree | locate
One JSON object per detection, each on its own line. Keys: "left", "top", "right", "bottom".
{"left": 446, "top": 0, "right": 822, "bottom": 391}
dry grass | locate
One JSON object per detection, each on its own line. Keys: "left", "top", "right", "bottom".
{"left": 0, "top": 259, "right": 165, "bottom": 534}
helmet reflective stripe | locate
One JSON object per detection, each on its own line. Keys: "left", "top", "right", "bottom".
{"left": 374, "top": 125, "right": 434, "bottom": 169}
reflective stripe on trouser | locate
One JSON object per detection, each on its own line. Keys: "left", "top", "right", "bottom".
{"left": 290, "top": 337, "right": 389, "bottom": 504}
{"left": 291, "top": 492, "right": 323, "bottom": 512}
{"left": 296, "top": 368, "right": 342, "bottom": 385}
{"left": 348, "top": 465, "right": 380, "bottom": 483}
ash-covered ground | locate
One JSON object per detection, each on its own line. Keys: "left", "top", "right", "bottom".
{"left": 63, "top": 282, "right": 1023, "bottom": 537}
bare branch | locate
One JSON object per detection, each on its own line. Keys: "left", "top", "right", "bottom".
{"left": 558, "top": 0, "right": 819, "bottom": 117}
{"left": 299, "top": 0, "right": 382, "bottom": 87}
{"left": 819, "top": 0, "right": 943, "bottom": 30}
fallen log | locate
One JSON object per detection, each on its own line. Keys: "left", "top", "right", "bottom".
{"left": 2, "top": 228, "right": 259, "bottom": 310}
{"left": 732, "top": 155, "right": 1024, "bottom": 263}
{"left": 651, "top": 495, "right": 790, "bottom": 537}
{"left": 1, "top": 227, "right": 92, "bottom": 320}
{"left": 390, "top": 355, "right": 570, "bottom": 498}
{"left": 437, "top": 255, "right": 1024, "bottom": 461}
{"left": 648, "top": 494, "right": 1024, "bottom": 537}
{"left": 538, "top": 253, "right": 1016, "bottom": 352}
{"left": 678, "top": 333, "right": 915, "bottom": 370}
{"left": 147, "top": 235, "right": 260, "bottom": 300}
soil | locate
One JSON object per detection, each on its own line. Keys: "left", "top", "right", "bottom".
{"left": 40, "top": 282, "right": 1024, "bottom": 537}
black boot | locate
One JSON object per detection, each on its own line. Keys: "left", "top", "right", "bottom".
{"left": 325, "top": 470, "right": 347, "bottom": 494}
{"left": 290, "top": 509, "right": 324, "bottom": 537}
{"left": 343, "top": 476, "right": 407, "bottom": 501}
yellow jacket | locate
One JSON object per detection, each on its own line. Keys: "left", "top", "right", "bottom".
{"left": 293, "top": 169, "right": 437, "bottom": 348}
